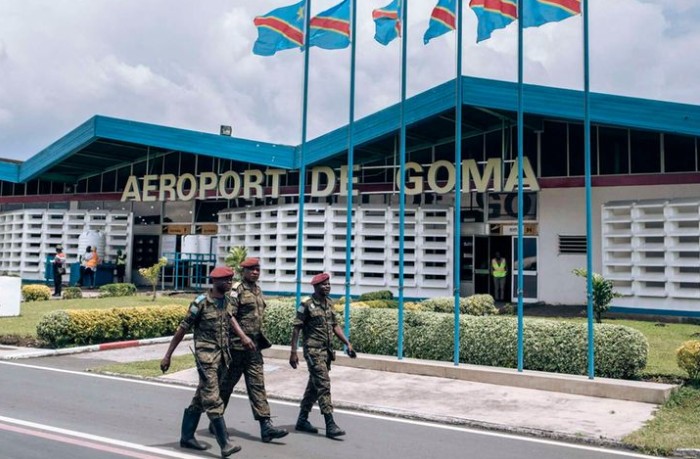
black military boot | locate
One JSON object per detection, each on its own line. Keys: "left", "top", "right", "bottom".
{"left": 179, "top": 408, "right": 208, "bottom": 451}
{"left": 259, "top": 418, "right": 289, "bottom": 443}
{"left": 295, "top": 410, "right": 318, "bottom": 434}
{"left": 323, "top": 413, "right": 346, "bottom": 438}
{"left": 211, "top": 416, "right": 241, "bottom": 457}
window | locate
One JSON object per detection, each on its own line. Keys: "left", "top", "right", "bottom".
{"left": 569, "top": 124, "right": 598, "bottom": 176}
{"left": 541, "top": 121, "right": 568, "bottom": 177}
{"left": 559, "top": 235, "right": 587, "bottom": 254}
{"left": 630, "top": 130, "right": 661, "bottom": 173}
{"left": 664, "top": 134, "right": 696, "bottom": 172}
{"left": 599, "top": 127, "right": 629, "bottom": 175}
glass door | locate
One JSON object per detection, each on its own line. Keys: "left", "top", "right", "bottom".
{"left": 511, "top": 236, "right": 538, "bottom": 302}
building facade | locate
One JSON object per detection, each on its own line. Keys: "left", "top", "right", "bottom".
{"left": 1, "top": 77, "right": 699, "bottom": 315}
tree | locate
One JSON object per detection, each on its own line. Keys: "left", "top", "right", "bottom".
{"left": 224, "top": 246, "right": 247, "bottom": 282}
{"left": 572, "top": 268, "right": 621, "bottom": 323}
{"left": 138, "top": 257, "right": 168, "bottom": 301}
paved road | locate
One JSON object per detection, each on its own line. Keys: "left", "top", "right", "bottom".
{"left": 0, "top": 360, "right": 663, "bottom": 459}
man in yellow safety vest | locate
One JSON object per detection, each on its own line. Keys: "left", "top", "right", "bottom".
{"left": 491, "top": 252, "right": 507, "bottom": 301}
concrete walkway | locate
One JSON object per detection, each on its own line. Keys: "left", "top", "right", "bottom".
{"left": 0, "top": 340, "right": 676, "bottom": 448}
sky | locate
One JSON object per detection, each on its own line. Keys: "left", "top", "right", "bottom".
{"left": 0, "top": 0, "right": 699, "bottom": 161}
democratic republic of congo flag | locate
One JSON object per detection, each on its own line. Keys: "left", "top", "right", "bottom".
{"left": 373, "top": 0, "right": 402, "bottom": 46}
{"left": 469, "top": 0, "right": 516, "bottom": 42}
{"left": 424, "top": 0, "right": 457, "bottom": 45}
{"left": 309, "top": 0, "right": 351, "bottom": 50}
{"left": 522, "top": 0, "right": 581, "bottom": 28}
{"left": 252, "top": 1, "right": 305, "bottom": 56}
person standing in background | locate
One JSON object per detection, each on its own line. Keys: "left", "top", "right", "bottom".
{"left": 51, "top": 246, "right": 66, "bottom": 297}
{"left": 83, "top": 246, "right": 99, "bottom": 288}
{"left": 116, "top": 249, "right": 127, "bottom": 283}
{"left": 491, "top": 251, "right": 507, "bottom": 301}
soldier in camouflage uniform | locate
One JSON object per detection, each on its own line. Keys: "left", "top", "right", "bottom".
{"left": 160, "top": 266, "right": 253, "bottom": 457}
{"left": 218, "top": 257, "right": 288, "bottom": 443}
{"left": 289, "top": 272, "right": 356, "bottom": 438}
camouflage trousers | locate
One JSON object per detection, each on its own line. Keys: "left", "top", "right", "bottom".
{"left": 188, "top": 348, "right": 225, "bottom": 419}
{"left": 300, "top": 347, "right": 333, "bottom": 415}
{"left": 219, "top": 349, "right": 271, "bottom": 420}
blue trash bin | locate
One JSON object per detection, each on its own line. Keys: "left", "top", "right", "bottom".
{"left": 95, "top": 264, "right": 115, "bottom": 287}
{"left": 69, "top": 262, "right": 82, "bottom": 286}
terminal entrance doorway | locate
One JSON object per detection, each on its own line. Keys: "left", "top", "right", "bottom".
{"left": 470, "top": 235, "right": 538, "bottom": 303}
{"left": 473, "top": 235, "right": 512, "bottom": 302}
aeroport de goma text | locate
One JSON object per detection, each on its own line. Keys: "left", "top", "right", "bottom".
{"left": 120, "top": 158, "right": 539, "bottom": 202}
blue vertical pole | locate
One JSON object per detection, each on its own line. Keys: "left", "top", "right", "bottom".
{"left": 583, "top": 0, "right": 594, "bottom": 379}
{"left": 397, "top": 0, "right": 408, "bottom": 360}
{"left": 453, "top": 0, "right": 464, "bottom": 366}
{"left": 295, "top": 0, "right": 312, "bottom": 306}
{"left": 344, "top": 0, "right": 357, "bottom": 339}
{"left": 516, "top": 0, "right": 525, "bottom": 372}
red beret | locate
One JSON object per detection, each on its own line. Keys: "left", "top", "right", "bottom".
{"left": 310, "top": 272, "right": 330, "bottom": 285}
{"left": 210, "top": 266, "right": 234, "bottom": 279}
{"left": 240, "top": 257, "right": 260, "bottom": 268}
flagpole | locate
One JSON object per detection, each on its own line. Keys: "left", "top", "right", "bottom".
{"left": 516, "top": 0, "right": 525, "bottom": 372}
{"left": 397, "top": 0, "right": 408, "bottom": 360}
{"left": 344, "top": 0, "right": 357, "bottom": 339}
{"left": 453, "top": 0, "right": 464, "bottom": 366}
{"left": 295, "top": 0, "right": 313, "bottom": 306}
{"left": 583, "top": 0, "right": 594, "bottom": 379}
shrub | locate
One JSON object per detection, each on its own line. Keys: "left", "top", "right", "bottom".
{"left": 99, "top": 283, "right": 137, "bottom": 298}
{"left": 361, "top": 299, "right": 399, "bottom": 309}
{"left": 261, "top": 304, "right": 648, "bottom": 379}
{"left": 62, "top": 287, "right": 83, "bottom": 299}
{"left": 22, "top": 285, "right": 52, "bottom": 302}
{"left": 224, "top": 246, "right": 247, "bottom": 282}
{"left": 676, "top": 340, "right": 700, "bottom": 380}
{"left": 462, "top": 294, "right": 498, "bottom": 316}
{"left": 419, "top": 295, "right": 498, "bottom": 315}
{"left": 572, "top": 268, "right": 621, "bottom": 323}
{"left": 358, "top": 290, "right": 393, "bottom": 301}
{"left": 138, "top": 257, "right": 168, "bottom": 301}
{"left": 36, "top": 304, "right": 187, "bottom": 347}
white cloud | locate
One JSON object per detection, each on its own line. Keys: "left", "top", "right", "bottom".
{"left": 0, "top": 0, "right": 698, "bottom": 161}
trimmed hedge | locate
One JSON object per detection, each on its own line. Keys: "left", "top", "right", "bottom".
{"left": 677, "top": 340, "right": 700, "bottom": 380}
{"left": 62, "top": 287, "right": 83, "bottom": 299}
{"left": 419, "top": 295, "right": 498, "bottom": 315}
{"left": 36, "top": 301, "right": 648, "bottom": 379}
{"left": 36, "top": 305, "right": 186, "bottom": 348}
{"left": 98, "top": 283, "right": 137, "bottom": 298}
{"left": 263, "top": 304, "right": 648, "bottom": 379}
{"left": 22, "top": 285, "right": 52, "bottom": 302}
{"left": 358, "top": 290, "right": 394, "bottom": 301}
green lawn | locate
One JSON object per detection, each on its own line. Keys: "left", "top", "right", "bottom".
{"left": 623, "top": 383, "right": 700, "bottom": 455}
{"left": 608, "top": 319, "right": 700, "bottom": 379}
{"left": 0, "top": 295, "right": 190, "bottom": 337}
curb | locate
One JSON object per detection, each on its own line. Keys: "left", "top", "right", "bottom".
{"left": 1, "top": 335, "right": 193, "bottom": 360}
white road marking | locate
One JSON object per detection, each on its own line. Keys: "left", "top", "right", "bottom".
{"left": 0, "top": 415, "right": 206, "bottom": 459}
{"left": 0, "top": 361, "right": 660, "bottom": 458}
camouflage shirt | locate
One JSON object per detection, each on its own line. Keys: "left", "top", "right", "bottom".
{"left": 179, "top": 290, "right": 233, "bottom": 351}
{"left": 229, "top": 280, "right": 266, "bottom": 350}
{"left": 294, "top": 294, "right": 337, "bottom": 349}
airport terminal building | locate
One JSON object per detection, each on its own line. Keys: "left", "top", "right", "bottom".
{"left": 1, "top": 77, "right": 699, "bottom": 315}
